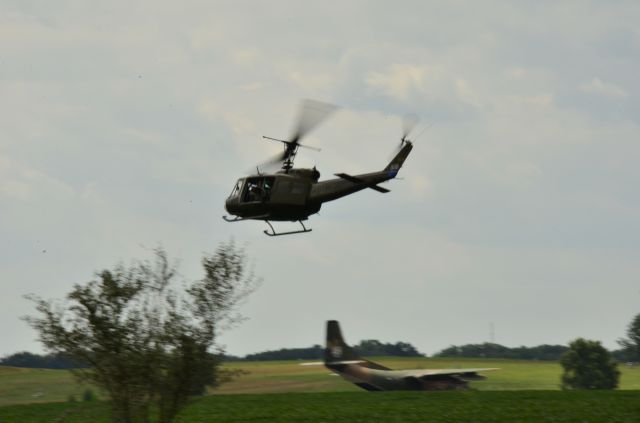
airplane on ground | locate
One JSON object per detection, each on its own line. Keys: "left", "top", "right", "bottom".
{"left": 305, "top": 320, "right": 498, "bottom": 391}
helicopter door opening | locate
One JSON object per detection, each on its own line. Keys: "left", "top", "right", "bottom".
{"left": 242, "top": 177, "right": 275, "bottom": 203}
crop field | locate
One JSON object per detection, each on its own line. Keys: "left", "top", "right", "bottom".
{"left": 1, "top": 358, "right": 640, "bottom": 422}
{"left": 1, "top": 391, "right": 640, "bottom": 422}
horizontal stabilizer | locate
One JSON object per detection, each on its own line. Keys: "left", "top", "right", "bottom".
{"left": 334, "top": 173, "right": 390, "bottom": 193}
{"left": 367, "top": 184, "right": 390, "bottom": 193}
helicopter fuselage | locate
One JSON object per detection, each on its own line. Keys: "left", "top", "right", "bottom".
{"left": 224, "top": 140, "right": 413, "bottom": 231}
{"left": 225, "top": 169, "right": 402, "bottom": 221}
{"left": 225, "top": 163, "right": 406, "bottom": 222}
{"left": 225, "top": 171, "right": 321, "bottom": 221}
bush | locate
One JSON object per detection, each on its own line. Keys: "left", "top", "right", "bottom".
{"left": 560, "top": 338, "right": 620, "bottom": 390}
{"left": 82, "top": 388, "right": 95, "bottom": 402}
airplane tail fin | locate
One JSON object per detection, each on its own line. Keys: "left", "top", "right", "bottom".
{"left": 384, "top": 141, "right": 413, "bottom": 175}
{"left": 325, "top": 321, "right": 390, "bottom": 370}
{"left": 325, "top": 320, "right": 362, "bottom": 364}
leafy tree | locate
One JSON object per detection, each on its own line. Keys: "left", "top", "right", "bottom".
{"left": 560, "top": 338, "right": 620, "bottom": 390}
{"left": 24, "top": 242, "right": 258, "bottom": 423}
{"left": 617, "top": 313, "right": 640, "bottom": 362}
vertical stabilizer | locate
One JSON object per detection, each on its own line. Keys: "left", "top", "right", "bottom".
{"left": 324, "top": 321, "right": 390, "bottom": 370}
{"left": 384, "top": 141, "right": 413, "bottom": 175}
{"left": 325, "top": 320, "right": 361, "bottom": 363}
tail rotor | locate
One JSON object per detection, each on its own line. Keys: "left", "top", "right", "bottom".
{"left": 401, "top": 113, "right": 419, "bottom": 144}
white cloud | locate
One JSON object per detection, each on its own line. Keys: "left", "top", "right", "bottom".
{"left": 0, "top": 156, "right": 74, "bottom": 202}
{"left": 366, "top": 64, "right": 435, "bottom": 101}
{"left": 524, "top": 94, "right": 554, "bottom": 106}
{"left": 580, "top": 78, "right": 628, "bottom": 98}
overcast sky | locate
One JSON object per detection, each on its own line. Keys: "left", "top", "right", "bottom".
{"left": 2, "top": 1, "right": 639, "bottom": 357}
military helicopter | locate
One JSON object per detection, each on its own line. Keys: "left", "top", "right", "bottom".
{"left": 223, "top": 100, "right": 414, "bottom": 236}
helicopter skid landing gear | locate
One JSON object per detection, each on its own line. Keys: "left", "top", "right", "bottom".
{"left": 263, "top": 220, "right": 312, "bottom": 237}
{"left": 223, "top": 215, "right": 243, "bottom": 222}
{"left": 223, "top": 214, "right": 269, "bottom": 222}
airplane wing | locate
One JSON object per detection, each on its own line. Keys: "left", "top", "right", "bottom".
{"left": 402, "top": 368, "right": 499, "bottom": 380}
{"left": 300, "top": 360, "right": 366, "bottom": 366}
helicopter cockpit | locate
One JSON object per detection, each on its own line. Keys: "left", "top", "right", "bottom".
{"left": 229, "top": 177, "right": 275, "bottom": 204}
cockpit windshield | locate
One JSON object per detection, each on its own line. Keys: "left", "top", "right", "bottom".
{"left": 229, "top": 179, "right": 243, "bottom": 199}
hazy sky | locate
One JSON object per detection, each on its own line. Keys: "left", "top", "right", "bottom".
{"left": 2, "top": 1, "right": 639, "bottom": 357}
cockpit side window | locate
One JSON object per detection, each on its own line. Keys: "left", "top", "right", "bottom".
{"left": 241, "top": 177, "right": 275, "bottom": 203}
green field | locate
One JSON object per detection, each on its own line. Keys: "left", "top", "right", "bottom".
{"left": 3, "top": 357, "right": 640, "bottom": 404}
{"left": 1, "top": 391, "right": 640, "bottom": 422}
{"left": 215, "top": 357, "right": 640, "bottom": 394}
{"left": 2, "top": 358, "right": 640, "bottom": 422}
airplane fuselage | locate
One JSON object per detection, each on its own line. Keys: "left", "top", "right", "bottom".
{"left": 326, "top": 363, "right": 469, "bottom": 391}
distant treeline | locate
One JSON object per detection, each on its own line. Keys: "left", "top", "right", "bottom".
{"left": 234, "top": 340, "right": 424, "bottom": 361}
{"left": 0, "top": 351, "right": 88, "bottom": 369}
{"left": 433, "top": 343, "right": 568, "bottom": 361}
{"left": 1, "top": 340, "right": 422, "bottom": 368}
{"left": 3, "top": 342, "right": 632, "bottom": 368}
{"left": 433, "top": 342, "right": 632, "bottom": 362}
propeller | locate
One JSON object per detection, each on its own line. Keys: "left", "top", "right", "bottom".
{"left": 259, "top": 99, "right": 338, "bottom": 172}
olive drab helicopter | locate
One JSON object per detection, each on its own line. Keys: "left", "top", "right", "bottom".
{"left": 223, "top": 100, "right": 415, "bottom": 236}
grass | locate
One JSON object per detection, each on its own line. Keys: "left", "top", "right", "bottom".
{"left": 2, "top": 357, "right": 640, "bottom": 422}
{"left": 212, "top": 357, "right": 640, "bottom": 394}
{"left": 0, "top": 366, "right": 95, "bottom": 406}
{"left": 2, "top": 357, "right": 640, "bottom": 404}
{"left": 1, "top": 391, "right": 640, "bottom": 422}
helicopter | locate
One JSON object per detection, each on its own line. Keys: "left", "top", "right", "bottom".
{"left": 223, "top": 100, "right": 414, "bottom": 236}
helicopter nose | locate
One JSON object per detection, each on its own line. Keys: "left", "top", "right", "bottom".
{"left": 225, "top": 197, "right": 238, "bottom": 215}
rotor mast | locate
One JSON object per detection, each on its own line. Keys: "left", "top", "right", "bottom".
{"left": 258, "top": 99, "right": 337, "bottom": 174}
{"left": 262, "top": 136, "right": 302, "bottom": 172}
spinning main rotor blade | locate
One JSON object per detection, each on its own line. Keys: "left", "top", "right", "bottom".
{"left": 290, "top": 99, "right": 338, "bottom": 144}
{"left": 258, "top": 99, "right": 337, "bottom": 172}
{"left": 258, "top": 141, "right": 322, "bottom": 172}
{"left": 258, "top": 150, "right": 289, "bottom": 172}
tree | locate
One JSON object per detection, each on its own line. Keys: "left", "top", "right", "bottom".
{"left": 617, "top": 313, "right": 640, "bottom": 362}
{"left": 560, "top": 338, "right": 620, "bottom": 390}
{"left": 24, "top": 242, "right": 258, "bottom": 423}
